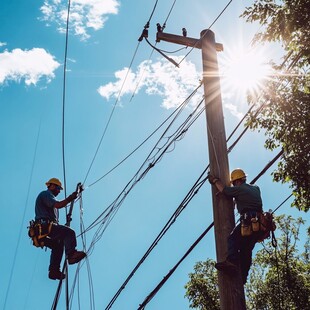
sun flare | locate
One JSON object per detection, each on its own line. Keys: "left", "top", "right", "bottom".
{"left": 221, "top": 47, "right": 272, "bottom": 94}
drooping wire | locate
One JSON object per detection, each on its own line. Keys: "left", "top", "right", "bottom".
{"left": 82, "top": 93, "right": 204, "bottom": 239}
{"left": 88, "top": 83, "right": 202, "bottom": 188}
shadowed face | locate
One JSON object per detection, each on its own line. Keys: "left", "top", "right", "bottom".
{"left": 48, "top": 183, "right": 62, "bottom": 196}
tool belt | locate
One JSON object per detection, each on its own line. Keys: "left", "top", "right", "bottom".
{"left": 241, "top": 211, "right": 276, "bottom": 241}
{"left": 28, "top": 219, "right": 53, "bottom": 248}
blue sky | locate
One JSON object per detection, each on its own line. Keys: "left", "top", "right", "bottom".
{"left": 1, "top": 1, "right": 308, "bottom": 309}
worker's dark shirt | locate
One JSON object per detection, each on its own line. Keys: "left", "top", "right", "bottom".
{"left": 35, "top": 189, "right": 59, "bottom": 222}
{"left": 222, "top": 183, "right": 263, "bottom": 214}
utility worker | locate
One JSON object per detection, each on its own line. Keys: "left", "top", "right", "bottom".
{"left": 35, "top": 178, "right": 86, "bottom": 280}
{"left": 208, "top": 169, "right": 263, "bottom": 284}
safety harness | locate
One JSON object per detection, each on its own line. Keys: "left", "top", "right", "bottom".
{"left": 28, "top": 220, "right": 53, "bottom": 248}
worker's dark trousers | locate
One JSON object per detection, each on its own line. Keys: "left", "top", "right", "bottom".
{"left": 47, "top": 224, "right": 77, "bottom": 271}
{"left": 227, "top": 223, "right": 259, "bottom": 284}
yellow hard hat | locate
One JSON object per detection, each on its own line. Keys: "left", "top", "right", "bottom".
{"left": 45, "top": 178, "right": 63, "bottom": 189}
{"left": 230, "top": 169, "right": 247, "bottom": 182}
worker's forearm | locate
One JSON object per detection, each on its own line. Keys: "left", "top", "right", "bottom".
{"left": 54, "top": 198, "right": 70, "bottom": 209}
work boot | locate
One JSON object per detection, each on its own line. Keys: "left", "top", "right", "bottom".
{"left": 49, "top": 269, "right": 66, "bottom": 280}
{"left": 215, "top": 259, "right": 238, "bottom": 273}
{"left": 67, "top": 250, "right": 86, "bottom": 265}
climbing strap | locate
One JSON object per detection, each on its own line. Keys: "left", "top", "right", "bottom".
{"left": 28, "top": 220, "right": 53, "bottom": 248}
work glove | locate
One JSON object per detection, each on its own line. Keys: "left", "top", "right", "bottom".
{"left": 208, "top": 173, "right": 219, "bottom": 185}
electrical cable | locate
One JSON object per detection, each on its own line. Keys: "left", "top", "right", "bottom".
{"left": 61, "top": 0, "right": 71, "bottom": 199}
{"left": 87, "top": 83, "right": 202, "bottom": 188}
{"left": 86, "top": 96, "right": 204, "bottom": 233}
{"left": 137, "top": 193, "right": 293, "bottom": 309}
{"left": 162, "top": 0, "right": 177, "bottom": 30}
{"left": 83, "top": 42, "right": 140, "bottom": 185}
{"left": 83, "top": 95, "right": 205, "bottom": 242}
{"left": 104, "top": 165, "right": 210, "bottom": 310}
{"left": 2, "top": 116, "right": 42, "bottom": 310}
{"left": 177, "top": 0, "right": 233, "bottom": 66}
{"left": 138, "top": 223, "right": 214, "bottom": 309}
{"left": 104, "top": 140, "right": 286, "bottom": 309}
{"left": 53, "top": 1, "right": 73, "bottom": 308}
{"left": 83, "top": 0, "right": 161, "bottom": 185}
{"left": 130, "top": 0, "right": 178, "bottom": 101}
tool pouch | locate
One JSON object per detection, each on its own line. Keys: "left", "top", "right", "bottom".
{"left": 251, "top": 217, "right": 260, "bottom": 232}
{"left": 241, "top": 219, "right": 252, "bottom": 236}
{"left": 28, "top": 220, "right": 52, "bottom": 248}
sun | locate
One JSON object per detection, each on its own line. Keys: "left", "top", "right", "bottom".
{"left": 220, "top": 47, "right": 272, "bottom": 95}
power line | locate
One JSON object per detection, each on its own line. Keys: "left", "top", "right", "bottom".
{"left": 87, "top": 83, "right": 202, "bottom": 188}
{"left": 83, "top": 96, "right": 205, "bottom": 243}
{"left": 138, "top": 223, "right": 214, "bottom": 309}
{"left": 103, "top": 134, "right": 285, "bottom": 309}
{"left": 178, "top": 0, "right": 233, "bottom": 66}
{"left": 52, "top": 0, "right": 72, "bottom": 307}
{"left": 137, "top": 193, "right": 293, "bottom": 309}
{"left": 82, "top": 42, "right": 140, "bottom": 185}
{"left": 83, "top": 0, "right": 161, "bottom": 185}
{"left": 104, "top": 165, "right": 210, "bottom": 310}
{"left": 130, "top": 0, "right": 178, "bottom": 101}
{"left": 3, "top": 117, "right": 42, "bottom": 310}
{"left": 61, "top": 0, "right": 71, "bottom": 198}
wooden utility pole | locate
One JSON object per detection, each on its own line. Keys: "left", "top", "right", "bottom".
{"left": 156, "top": 30, "right": 246, "bottom": 309}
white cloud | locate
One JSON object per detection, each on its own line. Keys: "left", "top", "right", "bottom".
{"left": 224, "top": 103, "right": 244, "bottom": 120}
{"left": 0, "top": 42, "right": 7, "bottom": 48}
{"left": 40, "top": 0, "right": 120, "bottom": 40}
{"left": 97, "top": 56, "right": 203, "bottom": 109}
{"left": 0, "top": 48, "right": 60, "bottom": 85}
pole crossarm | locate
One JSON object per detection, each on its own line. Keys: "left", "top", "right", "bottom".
{"left": 156, "top": 31, "right": 223, "bottom": 52}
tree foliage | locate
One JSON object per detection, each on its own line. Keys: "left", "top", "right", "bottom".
{"left": 184, "top": 259, "right": 220, "bottom": 310}
{"left": 184, "top": 215, "right": 310, "bottom": 309}
{"left": 241, "top": 0, "right": 310, "bottom": 211}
